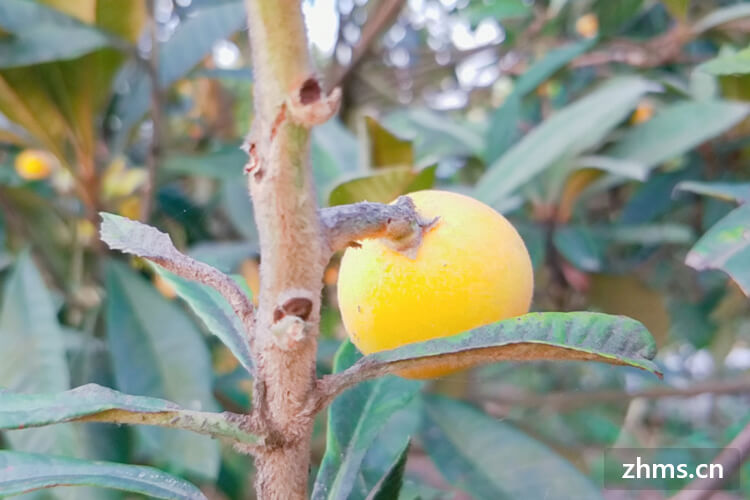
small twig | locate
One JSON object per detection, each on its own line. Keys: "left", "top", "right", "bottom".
{"left": 327, "top": 0, "right": 407, "bottom": 89}
{"left": 671, "top": 420, "right": 750, "bottom": 500}
{"left": 482, "top": 377, "right": 750, "bottom": 413}
{"left": 319, "top": 195, "right": 437, "bottom": 257}
{"left": 99, "top": 214, "right": 255, "bottom": 330}
{"left": 140, "top": 1, "right": 164, "bottom": 222}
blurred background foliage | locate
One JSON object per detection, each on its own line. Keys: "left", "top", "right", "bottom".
{"left": 1, "top": 0, "right": 750, "bottom": 498}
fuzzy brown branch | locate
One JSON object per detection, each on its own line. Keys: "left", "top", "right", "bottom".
{"left": 243, "top": 0, "right": 330, "bottom": 497}
{"left": 671, "top": 420, "right": 750, "bottom": 500}
{"left": 320, "top": 195, "right": 437, "bottom": 256}
{"left": 572, "top": 23, "right": 695, "bottom": 69}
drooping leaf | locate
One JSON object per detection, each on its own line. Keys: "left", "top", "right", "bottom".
{"left": 365, "top": 116, "right": 414, "bottom": 169}
{"left": 328, "top": 166, "right": 436, "bottom": 206}
{"left": 0, "top": 384, "right": 260, "bottom": 444}
{"left": 0, "top": 451, "right": 207, "bottom": 500}
{"left": 0, "top": 0, "right": 121, "bottom": 68}
{"left": 0, "top": 252, "right": 77, "bottom": 458}
{"left": 699, "top": 46, "right": 750, "bottom": 76}
{"left": 312, "top": 341, "right": 422, "bottom": 500}
{"left": 686, "top": 204, "right": 750, "bottom": 296}
{"left": 421, "top": 396, "right": 603, "bottom": 499}
{"left": 365, "top": 439, "right": 411, "bottom": 500}
{"left": 675, "top": 181, "right": 750, "bottom": 204}
{"left": 353, "top": 312, "right": 661, "bottom": 377}
{"left": 105, "top": 262, "right": 220, "bottom": 479}
{"left": 475, "top": 77, "right": 654, "bottom": 207}
{"left": 150, "top": 265, "right": 254, "bottom": 375}
{"left": 606, "top": 100, "right": 749, "bottom": 170}
{"left": 694, "top": 4, "right": 750, "bottom": 34}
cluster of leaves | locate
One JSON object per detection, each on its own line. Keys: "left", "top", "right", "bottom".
{"left": 0, "top": 0, "right": 749, "bottom": 499}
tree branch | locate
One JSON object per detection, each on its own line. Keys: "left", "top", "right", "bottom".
{"left": 99, "top": 213, "right": 255, "bottom": 329}
{"left": 140, "top": 0, "right": 164, "bottom": 223}
{"left": 671, "top": 420, "right": 750, "bottom": 500}
{"left": 481, "top": 377, "right": 750, "bottom": 413}
{"left": 319, "top": 195, "right": 437, "bottom": 257}
{"left": 327, "top": 0, "right": 407, "bottom": 89}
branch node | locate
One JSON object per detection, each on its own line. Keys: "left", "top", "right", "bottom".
{"left": 287, "top": 76, "right": 341, "bottom": 127}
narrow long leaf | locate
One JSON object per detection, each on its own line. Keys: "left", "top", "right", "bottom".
{"left": 0, "top": 451, "right": 206, "bottom": 500}
{"left": 686, "top": 204, "right": 750, "bottom": 296}
{"left": 151, "top": 266, "right": 254, "bottom": 375}
{"left": 312, "top": 342, "right": 422, "bottom": 500}
{"left": 346, "top": 312, "right": 661, "bottom": 381}
{"left": 674, "top": 181, "right": 750, "bottom": 204}
{"left": 0, "top": 384, "right": 260, "bottom": 444}
{"left": 421, "top": 396, "right": 603, "bottom": 499}
{"left": 475, "top": 77, "right": 654, "bottom": 207}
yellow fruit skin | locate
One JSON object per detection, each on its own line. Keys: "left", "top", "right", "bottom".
{"left": 337, "top": 190, "right": 534, "bottom": 379}
{"left": 15, "top": 150, "right": 54, "bottom": 181}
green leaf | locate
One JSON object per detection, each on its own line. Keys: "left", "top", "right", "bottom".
{"left": 699, "top": 46, "right": 750, "bottom": 76}
{"left": 106, "top": 262, "right": 220, "bottom": 479}
{"left": 357, "top": 312, "right": 661, "bottom": 376}
{"left": 675, "top": 181, "right": 750, "bottom": 204}
{"left": 661, "top": 0, "right": 689, "bottom": 21}
{"left": 462, "top": 0, "right": 531, "bottom": 25}
{"left": 593, "top": 223, "right": 694, "bottom": 246}
{"left": 420, "top": 396, "right": 603, "bottom": 499}
{"left": 365, "top": 116, "right": 414, "bottom": 169}
{"left": 484, "top": 40, "right": 595, "bottom": 165}
{"left": 484, "top": 93, "right": 521, "bottom": 165}
{"left": 312, "top": 341, "right": 422, "bottom": 500}
{"left": 686, "top": 204, "right": 750, "bottom": 296}
{"left": 366, "top": 440, "right": 410, "bottom": 500}
{"left": 313, "top": 120, "right": 361, "bottom": 201}
{"left": 0, "top": 252, "right": 77, "bottom": 458}
{"left": 607, "top": 100, "right": 749, "bottom": 170}
{"left": 114, "top": 1, "right": 247, "bottom": 142}
{"left": 0, "top": 384, "right": 261, "bottom": 444}
{"left": 162, "top": 146, "right": 247, "bottom": 181}
{"left": 514, "top": 39, "right": 597, "bottom": 97}
{"left": 384, "top": 108, "right": 485, "bottom": 162}
{"left": 0, "top": 384, "right": 180, "bottom": 428}
{"left": 0, "top": 451, "right": 206, "bottom": 500}
{"left": 0, "top": 0, "right": 121, "bottom": 68}
{"left": 475, "top": 77, "right": 654, "bottom": 208}
{"left": 595, "top": 0, "right": 644, "bottom": 35}
{"left": 554, "top": 226, "right": 604, "bottom": 272}
{"left": 694, "top": 4, "right": 750, "bottom": 34}
{"left": 150, "top": 266, "right": 254, "bottom": 375}
{"left": 328, "top": 166, "right": 436, "bottom": 206}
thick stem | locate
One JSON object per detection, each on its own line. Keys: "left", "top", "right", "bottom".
{"left": 244, "top": 0, "right": 326, "bottom": 498}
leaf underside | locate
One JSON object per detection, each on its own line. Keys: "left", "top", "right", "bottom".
{"left": 358, "top": 312, "right": 661, "bottom": 377}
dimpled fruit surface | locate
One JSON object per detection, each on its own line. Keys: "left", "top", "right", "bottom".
{"left": 337, "top": 190, "right": 534, "bottom": 378}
